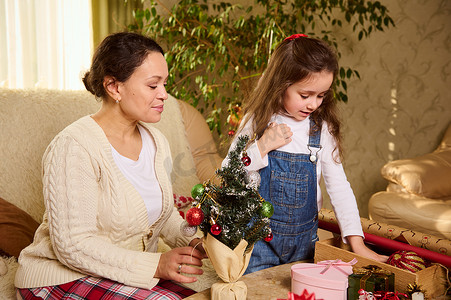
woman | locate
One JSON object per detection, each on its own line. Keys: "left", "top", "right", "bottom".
{"left": 15, "top": 32, "right": 205, "bottom": 299}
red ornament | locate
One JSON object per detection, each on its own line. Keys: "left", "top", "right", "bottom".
{"left": 228, "top": 130, "right": 235, "bottom": 137}
{"left": 387, "top": 250, "right": 428, "bottom": 272}
{"left": 186, "top": 207, "right": 204, "bottom": 226}
{"left": 210, "top": 223, "right": 222, "bottom": 235}
{"left": 241, "top": 155, "right": 251, "bottom": 166}
{"left": 264, "top": 232, "right": 273, "bottom": 242}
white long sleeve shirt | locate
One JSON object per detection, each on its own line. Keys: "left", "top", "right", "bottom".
{"left": 223, "top": 114, "right": 364, "bottom": 240}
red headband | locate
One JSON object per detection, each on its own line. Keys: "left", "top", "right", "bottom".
{"left": 284, "top": 33, "right": 308, "bottom": 41}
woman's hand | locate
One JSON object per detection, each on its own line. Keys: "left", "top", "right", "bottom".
{"left": 257, "top": 123, "right": 292, "bottom": 157}
{"left": 347, "top": 235, "right": 388, "bottom": 263}
{"left": 155, "top": 246, "right": 205, "bottom": 283}
{"left": 189, "top": 237, "right": 207, "bottom": 258}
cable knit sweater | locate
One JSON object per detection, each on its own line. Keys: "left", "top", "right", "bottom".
{"left": 15, "top": 116, "right": 191, "bottom": 290}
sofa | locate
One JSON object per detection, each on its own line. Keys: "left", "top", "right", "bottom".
{"left": 0, "top": 88, "right": 223, "bottom": 299}
{"left": 369, "top": 122, "right": 451, "bottom": 240}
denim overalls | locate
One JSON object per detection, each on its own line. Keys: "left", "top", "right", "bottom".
{"left": 245, "top": 118, "right": 321, "bottom": 274}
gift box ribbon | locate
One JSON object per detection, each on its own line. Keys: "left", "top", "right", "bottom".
{"left": 374, "top": 291, "right": 408, "bottom": 300}
{"left": 316, "top": 258, "right": 357, "bottom": 275}
{"left": 358, "top": 289, "right": 375, "bottom": 300}
{"left": 358, "top": 289, "right": 407, "bottom": 300}
{"left": 353, "top": 265, "right": 393, "bottom": 290}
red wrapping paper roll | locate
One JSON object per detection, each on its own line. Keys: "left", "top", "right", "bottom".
{"left": 318, "top": 220, "right": 451, "bottom": 268}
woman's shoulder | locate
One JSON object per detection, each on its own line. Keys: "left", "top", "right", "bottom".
{"left": 59, "top": 115, "right": 98, "bottom": 136}
{"left": 47, "top": 116, "right": 106, "bottom": 151}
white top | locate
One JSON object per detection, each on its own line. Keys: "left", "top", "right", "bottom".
{"left": 112, "top": 125, "right": 163, "bottom": 225}
{"left": 223, "top": 114, "right": 364, "bottom": 240}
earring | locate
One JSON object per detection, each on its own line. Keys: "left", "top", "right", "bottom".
{"left": 115, "top": 99, "right": 119, "bottom": 104}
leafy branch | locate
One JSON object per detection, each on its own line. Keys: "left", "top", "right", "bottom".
{"left": 129, "top": 0, "right": 394, "bottom": 138}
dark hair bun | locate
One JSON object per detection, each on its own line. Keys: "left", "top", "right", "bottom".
{"left": 82, "top": 71, "right": 96, "bottom": 96}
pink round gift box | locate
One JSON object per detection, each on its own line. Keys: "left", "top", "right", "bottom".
{"left": 291, "top": 261, "right": 354, "bottom": 300}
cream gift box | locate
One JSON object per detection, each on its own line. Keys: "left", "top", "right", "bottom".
{"left": 291, "top": 259, "right": 356, "bottom": 300}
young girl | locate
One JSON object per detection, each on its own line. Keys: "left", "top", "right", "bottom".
{"left": 225, "top": 34, "right": 387, "bottom": 274}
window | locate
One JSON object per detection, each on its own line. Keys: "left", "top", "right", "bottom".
{"left": 0, "top": 0, "right": 92, "bottom": 90}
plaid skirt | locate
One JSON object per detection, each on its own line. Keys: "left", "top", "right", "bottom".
{"left": 17, "top": 276, "right": 196, "bottom": 300}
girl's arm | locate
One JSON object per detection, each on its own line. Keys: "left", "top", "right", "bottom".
{"left": 321, "top": 127, "right": 387, "bottom": 263}
{"left": 347, "top": 235, "right": 388, "bottom": 263}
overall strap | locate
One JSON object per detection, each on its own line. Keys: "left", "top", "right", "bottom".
{"left": 307, "top": 118, "right": 322, "bottom": 163}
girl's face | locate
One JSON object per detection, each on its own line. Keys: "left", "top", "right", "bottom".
{"left": 117, "top": 52, "right": 169, "bottom": 124}
{"left": 282, "top": 71, "right": 333, "bottom": 121}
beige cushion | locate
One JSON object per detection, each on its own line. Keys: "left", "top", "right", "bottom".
{"left": 0, "top": 88, "right": 100, "bottom": 223}
{"left": 151, "top": 95, "right": 201, "bottom": 196}
{"left": 381, "top": 150, "right": 451, "bottom": 199}
{"left": 178, "top": 100, "right": 223, "bottom": 183}
{"left": 0, "top": 257, "right": 19, "bottom": 299}
{"left": 369, "top": 191, "right": 451, "bottom": 239}
{"left": 381, "top": 123, "right": 451, "bottom": 199}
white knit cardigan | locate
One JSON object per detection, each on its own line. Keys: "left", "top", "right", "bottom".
{"left": 15, "top": 116, "right": 191, "bottom": 290}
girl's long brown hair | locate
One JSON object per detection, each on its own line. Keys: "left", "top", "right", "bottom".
{"left": 241, "top": 36, "right": 343, "bottom": 161}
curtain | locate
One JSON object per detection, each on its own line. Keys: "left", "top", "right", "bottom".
{"left": 0, "top": 0, "right": 92, "bottom": 90}
{"left": 91, "top": 0, "right": 143, "bottom": 49}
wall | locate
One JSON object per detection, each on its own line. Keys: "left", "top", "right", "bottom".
{"left": 321, "top": 0, "right": 451, "bottom": 216}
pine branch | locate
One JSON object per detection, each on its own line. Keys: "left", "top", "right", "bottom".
{"left": 193, "top": 134, "right": 271, "bottom": 249}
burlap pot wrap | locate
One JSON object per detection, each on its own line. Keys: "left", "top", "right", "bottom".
{"left": 204, "top": 233, "right": 254, "bottom": 300}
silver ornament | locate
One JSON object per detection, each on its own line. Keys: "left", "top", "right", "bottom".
{"left": 180, "top": 220, "right": 197, "bottom": 237}
{"left": 246, "top": 171, "right": 261, "bottom": 189}
{"left": 210, "top": 206, "right": 219, "bottom": 215}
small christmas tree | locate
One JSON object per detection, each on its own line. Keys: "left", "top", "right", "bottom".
{"left": 184, "top": 135, "right": 273, "bottom": 251}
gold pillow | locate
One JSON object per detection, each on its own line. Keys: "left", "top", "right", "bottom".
{"left": 437, "top": 123, "right": 451, "bottom": 151}
{"left": 381, "top": 150, "right": 451, "bottom": 199}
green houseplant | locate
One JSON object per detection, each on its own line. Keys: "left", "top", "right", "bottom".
{"left": 129, "top": 0, "right": 394, "bottom": 138}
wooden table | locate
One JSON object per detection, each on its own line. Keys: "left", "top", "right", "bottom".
{"left": 185, "top": 261, "right": 307, "bottom": 300}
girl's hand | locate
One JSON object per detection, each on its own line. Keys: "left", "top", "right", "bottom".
{"left": 347, "top": 235, "right": 388, "bottom": 263}
{"left": 257, "top": 123, "right": 292, "bottom": 157}
{"left": 155, "top": 246, "right": 205, "bottom": 283}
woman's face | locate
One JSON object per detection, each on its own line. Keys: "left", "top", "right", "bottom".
{"left": 282, "top": 71, "right": 333, "bottom": 121}
{"left": 117, "top": 52, "right": 169, "bottom": 124}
